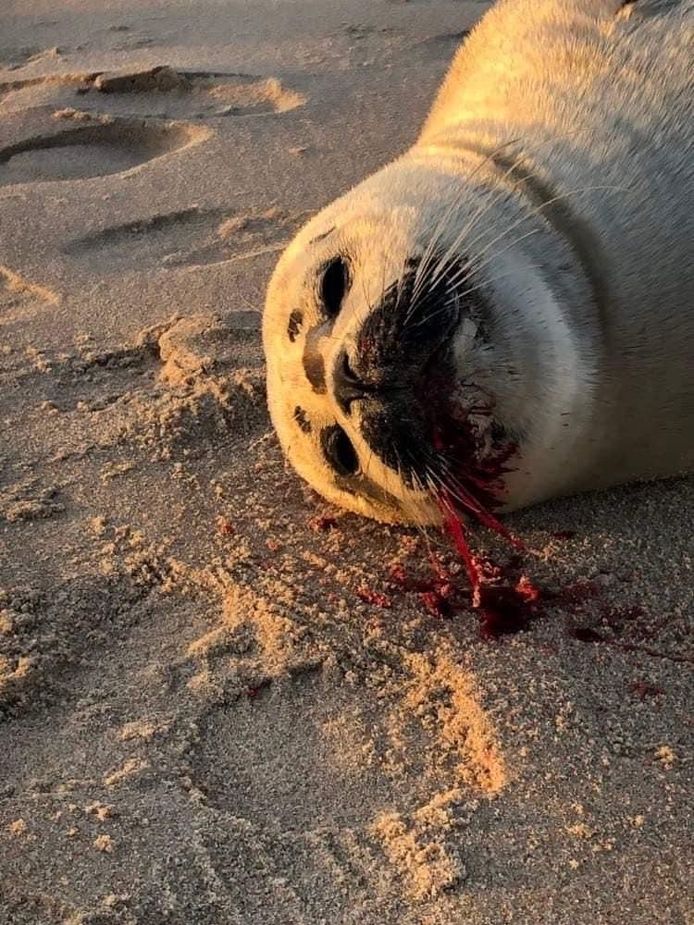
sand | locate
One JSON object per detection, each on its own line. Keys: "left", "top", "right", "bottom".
{"left": 0, "top": 1, "right": 692, "bottom": 923}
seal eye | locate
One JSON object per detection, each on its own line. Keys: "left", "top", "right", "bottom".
{"left": 287, "top": 310, "right": 303, "bottom": 342}
{"left": 320, "top": 257, "right": 349, "bottom": 318}
{"left": 321, "top": 425, "right": 359, "bottom": 477}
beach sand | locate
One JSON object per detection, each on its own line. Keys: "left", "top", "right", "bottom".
{"left": 0, "top": 1, "right": 691, "bottom": 922}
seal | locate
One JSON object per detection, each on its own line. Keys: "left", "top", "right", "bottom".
{"left": 263, "top": 0, "right": 693, "bottom": 526}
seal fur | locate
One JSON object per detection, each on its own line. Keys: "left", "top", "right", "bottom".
{"left": 263, "top": 0, "right": 693, "bottom": 524}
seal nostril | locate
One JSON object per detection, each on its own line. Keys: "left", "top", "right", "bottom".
{"left": 333, "top": 348, "right": 375, "bottom": 413}
{"left": 341, "top": 349, "right": 359, "bottom": 384}
{"left": 321, "top": 424, "right": 359, "bottom": 477}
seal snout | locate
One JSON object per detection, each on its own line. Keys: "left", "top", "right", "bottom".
{"left": 333, "top": 348, "right": 379, "bottom": 414}
{"left": 306, "top": 254, "right": 469, "bottom": 486}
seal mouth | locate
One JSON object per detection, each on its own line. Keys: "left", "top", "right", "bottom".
{"left": 349, "top": 253, "right": 518, "bottom": 513}
{"left": 359, "top": 332, "right": 517, "bottom": 514}
{"left": 356, "top": 306, "right": 460, "bottom": 480}
{"left": 357, "top": 319, "right": 516, "bottom": 509}
{"left": 426, "top": 382, "right": 518, "bottom": 517}
{"left": 402, "top": 330, "right": 517, "bottom": 513}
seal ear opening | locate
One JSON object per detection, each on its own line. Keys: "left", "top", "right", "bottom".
{"left": 320, "top": 257, "right": 350, "bottom": 317}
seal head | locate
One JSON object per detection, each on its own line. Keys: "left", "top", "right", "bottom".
{"left": 264, "top": 0, "right": 694, "bottom": 524}
{"left": 263, "top": 159, "right": 598, "bottom": 524}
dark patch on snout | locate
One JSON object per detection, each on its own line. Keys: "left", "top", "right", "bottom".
{"left": 360, "top": 400, "right": 430, "bottom": 478}
{"left": 350, "top": 256, "right": 491, "bottom": 484}
{"left": 293, "top": 406, "right": 312, "bottom": 433}
{"left": 320, "top": 424, "right": 359, "bottom": 477}
{"left": 287, "top": 310, "right": 303, "bottom": 342}
{"left": 355, "top": 257, "right": 462, "bottom": 383}
{"left": 302, "top": 324, "right": 328, "bottom": 394}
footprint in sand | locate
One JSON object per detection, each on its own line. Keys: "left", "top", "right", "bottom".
{"left": 0, "top": 266, "right": 57, "bottom": 306}
{"left": 188, "top": 659, "right": 498, "bottom": 898}
{"left": 0, "top": 115, "right": 210, "bottom": 186}
{"left": 0, "top": 66, "right": 306, "bottom": 120}
{"left": 103, "top": 23, "right": 155, "bottom": 53}
{"left": 0, "top": 267, "right": 58, "bottom": 328}
{"left": 0, "top": 45, "right": 62, "bottom": 71}
{"left": 192, "top": 666, "right": 397, "bottom": 831}
{"left": 63, "top": 207, "right": 309, "bottom": 272}
{"left": 0, "top": 66, "right": 305, "bottom": 187}
{"left": 187, "top": 585, "right": 505, "bottom": 898}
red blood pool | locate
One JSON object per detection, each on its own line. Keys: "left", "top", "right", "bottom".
{"left": 478, "top": 588, "right": 530, "bottom": 638}
{"left": 389, "top": 557, "right": 459, "bottom": 617}
{"left": 516, "top": 575, "right": 541, "bottom": 603}
{"left": 434, "top": 489, "right": 541, "bottom": 639}
{"left": 419, "top": 590, "right": 452, "bottom": 618}
{"left": 388, "top": 563, "right": 410, "bottom": 586}
{"left": 477, "top": 575, "right": 542, "bottom": 639}
{"left": 422, "top": 398, "right": 545, "bottom": 638}
{"left": 245, "top": 680, "right": 271, "bottom": 698}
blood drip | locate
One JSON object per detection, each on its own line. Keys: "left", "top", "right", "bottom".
{"left": 438, "top": 491, "right": 540, "bottom": 638}
{"left": 428, "top": 408, "right": 541, "bottom": 638}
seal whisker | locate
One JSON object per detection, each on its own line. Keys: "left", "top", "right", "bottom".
{"left": 404, "top": 149, "right": 547, "bottom": 330}
{"left": 415, "top": 120, "right": 620, "bottom": 298}
{"left": 411, "top": 142, "right": 562, "bottom": 314}
{"left": 264, "top": 0, "right": 693, "bottom": 529}
{"left": 428, "top": 182, "right": 624, "bottom": 308}
{"left": 409, "top": 187, "right": 473, "bottom": 315}
{"left": 392, "top": 446, "right": 444, "bottom": 549}
{"left": 431, "top": 183, "right": 627, "bottom": 319}
{"left": 423, "top": 150, "right": 531, "bottom": 292}
{"left": 406, "top": 260, "right": 545, "bottom": 332}
{"left": 408, "top": 138, "right": 528, "bottom": 314}
{"left": 406, "top": 139, "right": 621, "bottom": 329}
{"left": 461, "top": 185, "right": 627, "bottom": 274}
{"left": 424, "top": 460, "right": 499, "bottom": 530}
